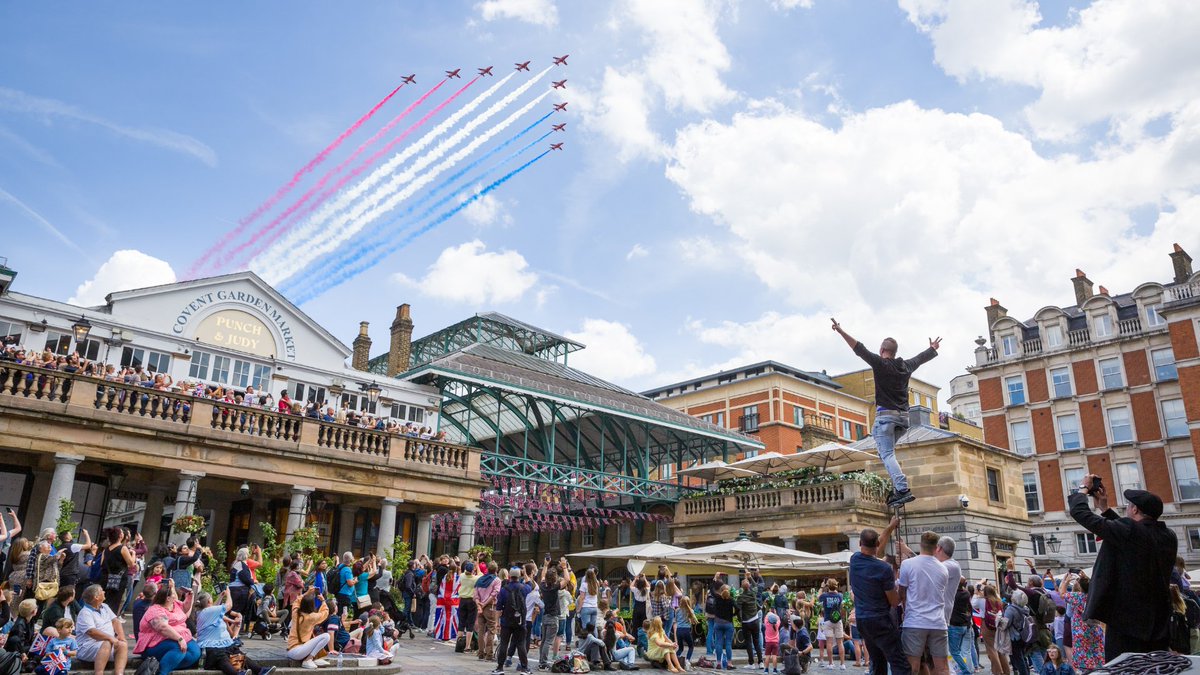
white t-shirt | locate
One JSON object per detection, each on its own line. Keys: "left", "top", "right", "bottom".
{"left": 76, "top": 602, "right": 117, "bottom": 650}
{"left": 941, "top": 558, "right": 963, "bottom": 625}
{"left": 578, "top": 579, "right": 599, "bottom": 609}
{"left": 971, "top": 595, "right": 986, "bottom": 620}
{"left": 898, "top": 554, "right": 949, "bottom": 630}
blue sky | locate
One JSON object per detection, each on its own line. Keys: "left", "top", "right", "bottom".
{"left": 3, "top": 0, "right": 1199, "bottom": 398}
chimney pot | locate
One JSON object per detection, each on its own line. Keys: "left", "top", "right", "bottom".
{"left": 989, "top": 297, "right": 1000, "bottom": 306}
{"left": 1098, "top": 285, "right": 1109, "bottom": 296}
{"left": 1071, "top": 269, "right": 1094, "bottom": 305}
{"left": 1076, "top": 268, "right": 1086, "bottom": 278}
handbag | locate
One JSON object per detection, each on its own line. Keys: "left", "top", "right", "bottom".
{"left": 170, "top": 569, "right": 193, "bottom": 591}
{"left": 227, "top": 652, "right": 246, "bottom": 672}
{"left": 34, "top": 581, "right": 59, "bottom": 601}
{"left": 357, "top": 594, "right": 372, "bottom": 609}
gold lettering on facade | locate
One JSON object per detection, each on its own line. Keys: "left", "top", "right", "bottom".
{"left": 193, "top": 310, "right": 277, "bottom": 358}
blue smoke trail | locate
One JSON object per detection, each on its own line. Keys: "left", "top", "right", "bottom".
{"left": 280, "top": 111, "right": 554, "bottom": 297}
{"left": 293, "top": 150, "right": 551, "bottom": 305}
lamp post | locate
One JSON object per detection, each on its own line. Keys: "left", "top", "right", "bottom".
{"left": 500, "top": 505, "right": 514, "bottom": 527}
{"left": 1046, "top": 534, "right": 1061, "bottom": 554}
{"left": 71, "top": 315, "right": 93, "bottom": 344}
{"left": 363, "top": 381, "right": 382, "bottom": 405}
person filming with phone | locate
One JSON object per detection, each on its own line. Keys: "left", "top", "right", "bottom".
{"left": 1069, "top": 472, "right": 1177, "bottom": 661}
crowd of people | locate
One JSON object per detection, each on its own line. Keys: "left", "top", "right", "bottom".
{"left": 0, "top": 343, "right": 445, "bottom": 439}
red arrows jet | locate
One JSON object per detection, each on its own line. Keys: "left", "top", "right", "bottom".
{"left": 553, "top": 54, "right": 569, "bottom": 65}
{"left": 445, "top": 69, "right": 461, "bottom": 79}
{"left": 552, "top": 79, "right": 567, "bottom": 89}
{"left": 478, "top": 66, "right": 493, "bottom": 77}
{"left": 550, "top": 143, "right": 563, "bottom": 151}
{"left": 515, "top": 61, "right": 531, "bottom": 71}
{"left": 552, "top": 123, "right": 565, "bottom": 132}
{"left": 554, "top": 102, "right": 568, "bottom": 111}
{"left": 402, "top": 74, "right": 416, "bottom": 84}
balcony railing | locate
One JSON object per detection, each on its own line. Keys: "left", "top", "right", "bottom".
{"left": 1117, "top": 317, "right": 1142, "bottom": 335}
{"left": 0, "top": 360, "right": 478, "bottom": 477}
{"left": 1067, "top": 328, "right": 1091, "bottom": 346}
{"left": 1169, "top": 281, "right": 1200, "bottom": 301}
{"left": 677, "top": 479, "right": 888, "bottom": 522}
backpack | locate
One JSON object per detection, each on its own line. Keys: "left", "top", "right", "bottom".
{"left": 1036, "top": 592, "right": 1056, "bottom": 626}
{"left": 1011, "top": 608, "right": 1034, "bottom": 647}
{"left": 88, "top": 549, "right": 106, "bottom": 582}
{"left": 550, "top": 654, "right": 574, "bottom": 673}
{"left": 1186, "top": 596, "right": 1200, "bottom": 630}
{"left": 134, "top": 656, "right": 160, "bottom": 675}
{"left": 327, "top": 565, "right": 345, "bottom": 596}
{"left": 502, "top": 584, "right": 526, "bottom": 625}
{"left": 1170, "top": 611, "right": 1192, "bottom": 654}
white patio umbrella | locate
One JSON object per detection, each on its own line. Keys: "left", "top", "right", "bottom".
{"left": 670, "top": 530, "right": 830, "bottom": 567}
{"left": 792, "top": 443, "right": 879, "bottom": 471}
{"left": 677, "top": 460, "right": 759, "bottom": 482}
{"left": 566, "top": 541, "right": 688, "bottom": 561}
{"left": 725, "top": 451, "right": 811, "bottom": 475}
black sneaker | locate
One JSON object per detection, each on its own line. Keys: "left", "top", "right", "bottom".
{"left": 888, "top": 489, "right": 915, "bottom": 507}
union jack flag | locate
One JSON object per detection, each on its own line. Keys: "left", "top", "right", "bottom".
{"left": 41, "top": 650, "right": 69, "bottom": 675}
{"left": 29, "top": 633, "right": 49, "bottom": 656}
{"left": 432, "top": 573, "right": 460, "bottom": 642}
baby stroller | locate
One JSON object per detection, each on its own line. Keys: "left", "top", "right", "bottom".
{"left": 378, "top": 591, "right": 414, "bottom": 639}
{"left": 250, "top": 584, "right": 284, "bottom": 640}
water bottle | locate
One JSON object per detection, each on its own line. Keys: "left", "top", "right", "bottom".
{"left": 337, "top": 652, "right": 344, "bottom": 668}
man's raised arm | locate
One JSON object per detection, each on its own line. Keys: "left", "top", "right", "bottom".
{"left": 832, "top": 318, "right": 881, "bottom": 367}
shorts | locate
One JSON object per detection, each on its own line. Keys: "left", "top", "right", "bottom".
{"left": 901, "top": 627, "right": 948, "bottom": 659}
{"left": 764, "top": 642, "right": 780, "bottom": 657}
{"left": 76, "top": 639, "right": 107, "bottom": 663}
{"left": 821, "top": 620, "right": 845, "bottom": 640}
{"left": 850, "top": 625, "right": 860, "bottom": 640}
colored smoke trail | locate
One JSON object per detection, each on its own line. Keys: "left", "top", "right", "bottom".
{"left": 277, "top": 87, "right": 552, "bottom": 290}
{"left": 282, "top": 114, "right": 554, "bottom": 298}
{"left": 292, "top": 150, "right": 551, "bottom": 305}
{"left": 216, "top": 79, "right": 452, "bottom": 275}
{"left": 251, "top": 75, "right": 499, "bottom": 283}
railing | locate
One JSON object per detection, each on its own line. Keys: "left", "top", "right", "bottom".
{"left": 1117, "top": 317, "right": 1142, "bottom": 335}
{"left": 0, "top": 360, "right": 479, "bottom": 477}
{"left": 1067, "top": 328, "right": 1091, "bottom": 346}
{"left": 676, "top": 479, "right": 888, "bottom": 523}
{"left": 1169, "top": 281, "right": 1200, "bottom": 301}
{"left": 1021, "top": 338, "right": 1042, "bottom": 355}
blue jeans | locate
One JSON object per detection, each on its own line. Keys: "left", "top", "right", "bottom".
{"left": 143, "top": 639, "right": 201, "bottom": 675}
{"left": 705, "top": 616, "right": 715, "bottom": 654}
{"left": 613, "top": 645, "right": 637, "bottom": 667}
{"left": 710, "top": 619, "right": 734, "bottom": 668}
{"left": 676, "top": 625, "right": 694, "bottom": 661}
{"left": 948, "top": 626, "right": 971, "bottom": 675}
{"left": 579, "top": 606, "right": 598, "bottom": 631}
{"left": 873, "top": 411, "right": 909, "bottom": 493}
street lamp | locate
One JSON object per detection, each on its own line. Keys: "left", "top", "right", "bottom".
{"left": 500, "top": 505, "right": 514, "bottom": 527}
{"left": 1046, "top": 534, "right": 1061, "bottom": 553}
{"left": 363, "top": 381, "right": 382, "bottom": 404}
{"left": 72, "top": 315, "right": 93, "bottom": 344}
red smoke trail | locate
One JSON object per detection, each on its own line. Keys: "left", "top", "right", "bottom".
{"left": 225, "top": 77, "right": 478, "bottom": 273}
{"left": 186, "top": 82, "right": 406, "bottom": 279}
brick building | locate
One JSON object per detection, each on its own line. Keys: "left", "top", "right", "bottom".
{"left": 969, "top": 244, "right": 1200, "bottom": 568}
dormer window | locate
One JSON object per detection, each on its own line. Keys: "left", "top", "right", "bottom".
{"left": 1044, "top": 324, "right": 1063, "bottom": 348}
{"left": 1001, "top": 334, "right": 1019, "bottom": 357}
{"left": 1146, "top": 304, "right": 1166, "bottom": 327}
{"left": 1093, "top": 314, "right": 1113, "bottom": 338}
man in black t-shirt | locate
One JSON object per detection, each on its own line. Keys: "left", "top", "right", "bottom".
{"left": 848, "top": 521, "right": 911, "bottom": 675}
{"left": 832, "top": 319, "right": 939, "bottom": 507}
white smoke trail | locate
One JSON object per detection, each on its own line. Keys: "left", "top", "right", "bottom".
{"left": 255, "top": 67, "right": 554, "bottom": 284}
{"left": 252, "top": 72, "right": 516, "bottom": 281}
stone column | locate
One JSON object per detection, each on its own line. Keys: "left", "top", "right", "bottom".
{"left": 285, "top": 486, "right": 314, "bottom": 538}
{"left": 415, "top": 513, "right": 432, "bottom": 559}
{"left": 781, "top": 536, "right": 797, "bottom": 550}
{"left": 40, "top": 454, "right": 84, "bottom": 533}
{"left": 139, "top": 488, "right": 167, "bottom": 549}
{"left": 378, "top": 498, "right": 401, "bottom": 556}
{"left": 337, "top": 505, "right": 357, "bottom": 556}
{"left": 457, "top": 510, "right": 477, "bottom": 558}
{"left": 170, "top": 471, "right": 205, "bottom": 546}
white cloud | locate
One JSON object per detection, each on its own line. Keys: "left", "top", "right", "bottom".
{"left": 69, "top": 250, "right": 177, "bottom": 306}
{"left": 621, "top": 0, "right": 735, "bottom": 113}
{"left": 391, "top": 240, "right": 537, "bottom": 305}
{"left": 0, "top": 87, "right": 217, "bottom": 166}
{"left": 676, "top": 236, "right": 729, "bottom": 267}
{"left": 772, "top": 0, "right": 814, "bottom": 8}
{"left": 460, "top": 192, "right": 513, "bottom": 227}
{"left": 579, "top": 68, "right": 665, "bottom": 161}
{"left": 565, "top": 318, "right": 658, "bottom": 383}
{"left": 898, "top": 0, "right": 1200, "bottom": 141}
{"left": 664, "top": 97, "right": 1200, "bottom": 390}
{"left": 476, "top": 0, "right": 558, "bottom": 27}
{"left": 626, "top": 243, "right": 649, "bottom": 260}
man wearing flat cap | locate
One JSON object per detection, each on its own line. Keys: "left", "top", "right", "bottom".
{"left": 1070, "top": 473, "right": 1177, "bottom": 661}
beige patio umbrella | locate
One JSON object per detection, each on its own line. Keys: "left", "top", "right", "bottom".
{"left": 669, "top": 530, "right": 830, "bottom": 568}
{"left": 677, "top": 459, "right": 759, "bottom": 482}
{"left": 792, "top": 442, "right": 879, "bottom": 471}
{"left": 725, "top": 451, "right": 812, "bottom": 475}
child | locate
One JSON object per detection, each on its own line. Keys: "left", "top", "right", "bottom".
{"left": 1052, "top": 605, "right": 1066, "bottom": 649}
{"left": 5, "top": 598, "right": 38, "bottom": 662}
{"left": 362, "top": 615, "right": 399, "bottom": 663}
{"left": 791, "top": 618, "right": 813, "bottom": 674}
{"left": 763, "top": 608, "right": 781, "bottom": 674}
{"left": 255, "top": 583, "right": 280, "bottom": 639}
{"left": 674, "top": 596, "right": 696, "bottom": 666}
{"left": 636, "top": 619, "right": 650, "bottom": 659}
{"left": 1039, "top": 644, "right": 1075, "bottom": 675}
{"left": 644, "top": 616, "right": 685, "bottom": 673}
{"left": 37, "top": 618, "right": 78, "bottom": 675}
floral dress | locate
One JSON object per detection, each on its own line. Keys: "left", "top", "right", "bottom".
{"left": 1064, "top": 591, "right": 1103, "bottom": 669}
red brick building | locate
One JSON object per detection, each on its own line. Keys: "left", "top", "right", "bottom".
{"left": 970, "top": 244, "right": 1200, "bottom": 567}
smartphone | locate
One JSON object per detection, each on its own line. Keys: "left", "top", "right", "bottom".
{"left": 1068, "top": 567, "right": 1082, "bottom": 575}
{"left": 1090, "top": 476, "right": 1103, "bottom": 492}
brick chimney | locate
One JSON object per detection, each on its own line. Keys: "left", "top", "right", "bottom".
{"left": 388, "top": 304, "right": 414, "bottom": 377}
{"left": 984, "top": 298, "right": 1007, "bottom": 338}
{"left": 1172, "top": 243, "right": 1194, "bottom": 284}
{"left": 351, "top": 321, "right": 371, "bottom": 371}
{"left": 907, "top": 405, "right": 933, "bottom": 428}
{"left": 1098, "top": 285, "right": 1110, "bottom": 296}
{"left": 1072, "top": 269, "right": 1094, "bottom": 305}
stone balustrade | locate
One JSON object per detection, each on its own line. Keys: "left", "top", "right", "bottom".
{"left": 677, "top": 478, "right": 888, "bottom": 523}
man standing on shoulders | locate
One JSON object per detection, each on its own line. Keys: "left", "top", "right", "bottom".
{"left": 898, "top": 531, "right": 949, "bottom": 675}
{"left": 849, "top": 518, "right": 911, "bottom": 675}
{"left": 1070, "top": 475, "right": 1177, "bottom": 661}
{"left": 831, "top": 318, "right": 939, "bottom": 507}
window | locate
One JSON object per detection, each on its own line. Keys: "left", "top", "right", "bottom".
{"left": 407, "top": 406, "right": 423, "bottom": 423}
{"left": 294, "top": 383, "right": 327, "bottom": 406}
{"left": 1010, "top": 420, "right": 1032, "bottom": 455}
{"left": 211, "top": 356, "right": 231, "bottom": 383}
{"left": 1031, "top": 534, "right": 1046, "bottom": 556}
{"left": 1057, "top": 413, "right": 1082, "bottom": 450}
{"left": 45, "top": 331, "right": 71, "bottom": 356}
{"left": 1050, "top": 367, "right": 1073, "bottom": 398}
{"left": 855, "top": 423, "right": 866, "bottom": 440}
{"left": 231, "top": 360, "right": 251, "bottom": 388}
{"left": 121, "top": 346, "right": 170, "bottom": 373}
{"left": 0, "top": 320, "right": 23, "bottom": 345}
{"left": 1064, "top": 467, "right": 1086, "bottom": 496}
{"left": 389, "top": 402, "right": 407, "bottom": 420}
{"left": 661, "top": 463, "right": 673, "bottom": 480}
{"left": 1076, "top": 532, "right": 1098, "bottom": 554}
{"left": 1099, "top": 357, "right": 1123, "bottom": 389}
{"left": 841, "top": 420, "right": 852, "bottom": 438}
{"left": 1107, "top": 406, "right": 1134, "bottom": 444}
{"left": 656, "top": 521, "right": 670, "bottom": 543}
{"left": 189, "top": 351, "right": 210, "bottom": 380}
{"left": 148, "top": 351, "right": 171, "bottom": 374}
{"left": 519, "top": 533, "right": 531, "bottom": 552}
{"left": 1045, "top": 324, "right": 1063, "bottom": 348}
{"left": 1023, "top": 472, "right": 1041, "bottom": 513}
{"left": 986, "top": 467, "right": 1002, "bottom": 502}
{"left": 1115, "top": 462, "right": 1142, "bottom": 504}
{"left": 1152, "top": 348, "right": 1178, "bottom": 381}
{"left": 1188, "top": 528, "right": 1200, "bottom": 552}
{"left": 1173, "top": 456, "right": 1200, "bottom": 501}
{"left": 741, "top": 405, "right": 759, "bottom": 433}
{"left": 581, "top": 530, "right": 595, "bottom": 547}
{"left": 794, "top": 406, "right": 804, "bottom": 426}
{"left": 1005, "top": 375, "right": 1026, "bottom": 405}
{"left": 1093, "top": 315, "right": 1113, "bottom": 338}
{"left": 75, "top": 338, "right": 101, "bottom": 361}
{"left": 1163, "top": 399, "right": 1188, "bottom": 438}
{"left": 1001, "top": 334, "right": 1019, "bottom": 357}
{"left": 549, "top": 531, "right": 561, "bottom": 550}
{"left": 617, "top": 523, "right": 631, "bottom": 546}
{"left": 970, "top": 541, "right": 979, "bottom": 559}
{"left": 1147, "top": 304, "right": 1166, "bottom": 327}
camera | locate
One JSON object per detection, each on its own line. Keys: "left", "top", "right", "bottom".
{"left": 240, "top": 480, "right": 250, "bottom": 496}
{"left": 1090, "top": 476, "right": 1103, "bottom": 493}
{"left": 958, "top": 494, "right": 969, "bottom": 509}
